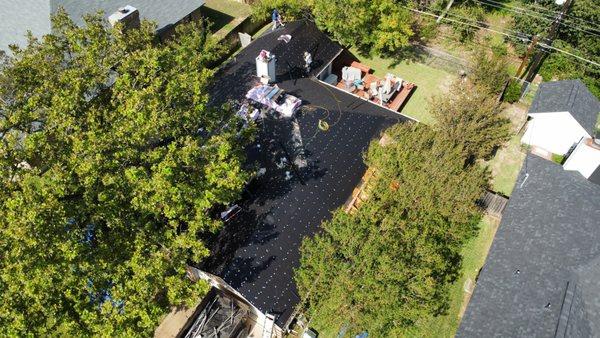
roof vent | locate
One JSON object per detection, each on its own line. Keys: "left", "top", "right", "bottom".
{"left": 108, "top": 5, "right": 140, "bottom": 30}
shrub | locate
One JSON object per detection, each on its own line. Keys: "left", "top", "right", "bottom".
{"left": 470, "top": 49, "right": 510, "bottom": 95}
{"left": 503, "top": 80, "right": 521, "bottom": 103}
{"left": 450, "top": 5, "right": 485, "bottom": 42}
{"left": 552, "top": 153, "right": 565, "bottom": 164}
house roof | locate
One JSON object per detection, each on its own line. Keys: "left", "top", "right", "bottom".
{"left": 590, "top": 164, "right": 600, "bottom": 185}
{"left": 1, "top": 0, "right": 204, "bottom": 51}
{"left": 203, "top": 21, "right": 406, "bottom": 328}
{"left": 457, "top": 154, "right": 600, "bottom": 337}
{"left": 209, "top": 20, "right": 344, "bottom": 107}
{"left": 529, "top": 79, "right": 600, "bottom": 136}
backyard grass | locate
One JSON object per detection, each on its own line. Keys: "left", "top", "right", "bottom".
{"left": 405, "top": 216, "right": 499, "bottom": 338}
{"left": 350, "top": 48, "right": 455, "bottom": 125}
{"left": 486, "top": 104, "right": 527, "bottom": 196}
{"left": 488, "top": 136, "right": 525, "bottom": 195}
{"left": 203, "top": 0, "right": 251, "bottom": 38}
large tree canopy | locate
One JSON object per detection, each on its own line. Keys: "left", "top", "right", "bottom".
{"left": 295, "top": 124, "right": 487, "bottom": 336}
{"left": 0, "top": 10, "right": 252, "bottom": 336}
{"left": 252, "top": 0, "right": 415, "bottom": 54}
{"left": 431, "top": 85, "right": 511, "bottom": 161}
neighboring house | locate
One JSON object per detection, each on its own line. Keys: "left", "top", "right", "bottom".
{"left": 458, "top": 154, "right": 600, "bottom": 337}
{"left": 522, "top": 79, "right": 600, "bottom": 182}
{"left": 0, "top": 0, "right": 206, "bottom": 52}
{"left": 563, "top": 137, "right": 600, "bottom": 183}
{"left": 522, "top": 80, "right": 599, "bottom": 156}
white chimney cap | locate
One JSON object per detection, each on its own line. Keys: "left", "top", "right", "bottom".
{"left": 108, "top": 5, "right": 139, "bottom": 27}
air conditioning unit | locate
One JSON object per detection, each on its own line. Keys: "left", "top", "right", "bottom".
{"left": 108, "top": 5, "right": 140, "bottom": 30}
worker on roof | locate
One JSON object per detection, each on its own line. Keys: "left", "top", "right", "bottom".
{"left": 303, "top": 51, "right": 312, "bottom": 76}
{"left": 272, "top": 9, "right": 284, "bottom": 31}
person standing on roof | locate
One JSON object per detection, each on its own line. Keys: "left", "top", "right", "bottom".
{"left": 303, "top": 51, "right": 312, "bottom": 76}
{"left": 272, "top": 9, "right": 284, "bottom": 31}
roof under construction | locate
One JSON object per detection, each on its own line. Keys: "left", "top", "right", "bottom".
{"left": 181, "top": 288, "right": 251, "bottom": 338}
{"left": 203, "top": 20, "right": 407, "bottom": 328}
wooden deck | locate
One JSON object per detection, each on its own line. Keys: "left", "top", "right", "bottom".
{"left": 478, "top": 190, "right": 509, "bottom": 219}
{"left": 333, "top": 68, "right": 415, "bottom": 113}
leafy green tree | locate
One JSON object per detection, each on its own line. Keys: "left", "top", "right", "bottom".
{"left": 448, "top": 4, "right": 485, "bottom": 42}
{"left": 503, "top": 80, "right": 522, "bottom": 103}
{"left": 537, "top": 40, "right": 600, "bottom": 98}
{"left": 252, "top": 0, "right": 415, "bottom": 54}
{"left": 431, "top": 84, "right": 511, "bottom": 161}
{"left": 0, "top": 10, "right": 253, "bottom": 336}
{"left": 295, "top": 125, "right": 486, "bottom": 336}
{"left": 469, "top": 49, "right": 511, "bottom": 96}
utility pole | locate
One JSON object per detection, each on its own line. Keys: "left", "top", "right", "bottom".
{"left": 522, "top": 0, "right": 573, "bottom": 87}
{"left": 437, "top": 0, "right": 455, "bottom": 23}
{"left": 515, "top": 35, "right": 539, "bottom": 78}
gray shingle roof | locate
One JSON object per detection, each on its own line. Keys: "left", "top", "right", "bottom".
{"left": 590, "top": 164, "right": 600, "bottom": 185}
{"left": 529, "top": 80, "right": 600, "bottom": 136}
{"left": 52, "top": 0, "right": 204, "bottom": 34}
{"left": 1, "top": 0, "right": 204, "bottom": 51}
{"left": 457, "top": 154, "right": 600, "bottom": 337}
{"left": 0, "top": 0, "right": 52, "bottom": 53}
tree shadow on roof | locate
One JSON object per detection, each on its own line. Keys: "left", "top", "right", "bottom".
{"left": 220, "top": 255, "right": 277, "bottom": 289}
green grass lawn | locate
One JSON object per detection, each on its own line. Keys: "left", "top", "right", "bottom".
{"left": 349, "top": 48, "right": 456, "bottom": 125}
{"left": 203, "top": 0, "right": 251, "bottom": 37}
{"left": 487, "top": 135, "right": 525, "bottom": 195}
{"left": 486, "top": 104, "right": 527, "bottom": 196}
{"left": 405, "top": 216, "right": 499, "bottom": 337}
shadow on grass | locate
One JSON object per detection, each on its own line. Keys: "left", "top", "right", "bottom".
{"left": 202, "top": 7, "right": 235, "bottom": 33}
{"left": 353, "top": 44, "right": 429, "bottom": 68}
{"left": 385, "top": 46, "right": 430, "bottom": 67}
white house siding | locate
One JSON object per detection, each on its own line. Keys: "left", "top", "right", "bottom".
{"left": 522, "top": 111, "right": 591, "bottom": 155}
{"left": 563, "top": 139, "right": 600, "bottom": 179}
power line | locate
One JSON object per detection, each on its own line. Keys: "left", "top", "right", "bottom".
{"left": 523, "top": 0, "right": 600, "bottom": 28}
{"left": 470, "top": 0, "right": 600, "bottom": 36}
{"left": 413, "top": 6, "right": 530, "bottom": 41}
{"left": 521, "top": 1, "right": 562, "bottom": 15}
{"left": 538, "top": 42, "right": 600, "bottom": 67}
{"left": 423, "top": 4, "right": 532, "bottom": 39}
{"left": 478, "top": 0, "right": 558, "bottom": 17}
{"left": 476, "top": 0, "right": 600, "bottom": 30}
{"left": 401, "top": 5, "right": 600, "bottom": 68}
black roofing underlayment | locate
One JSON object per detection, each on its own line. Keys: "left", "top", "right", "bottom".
{"left": 458, "top": 155, "right": 600, "bottom": 337}
{"left": 203, "top": 21, "right": 407, "bottom": 327}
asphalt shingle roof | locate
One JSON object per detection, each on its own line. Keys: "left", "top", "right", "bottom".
{"left": 1, "top": 0, "right": 52, "bottom": 53}
{"left": 457, "top": 154, "right": 600, "bottom": 337}
{"left": 1, "top": 0, "right": 204, "bottom": 51}
{"left": 203, "top": 21, "right": 407, "bottom": 328}
{"left": 529, "top": 80, "right": 600, "bottom": 136}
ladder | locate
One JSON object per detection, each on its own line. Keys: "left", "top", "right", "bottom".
{"left": 262, "top": 313, "right": 275, "bottom": 338}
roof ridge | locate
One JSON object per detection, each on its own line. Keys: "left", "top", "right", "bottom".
{"left": 567, "top": 81, "right": 580, "bottom": 112}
